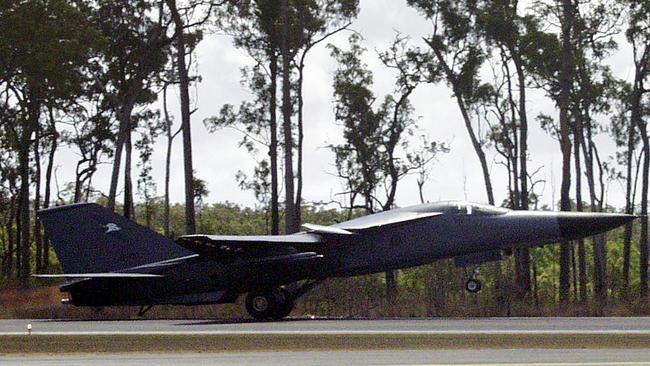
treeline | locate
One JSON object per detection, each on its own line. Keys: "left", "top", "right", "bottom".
{"left": 1, "top": 0, "right": 650, "bottom": 313}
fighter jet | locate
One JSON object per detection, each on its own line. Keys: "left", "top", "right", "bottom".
{"left": 36, "top": 201, "right": 634, "bottom": 320}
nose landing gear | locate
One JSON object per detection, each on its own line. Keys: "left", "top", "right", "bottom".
{"left": 465, "top": 267, "right": 482, "bottom": 293}
{"left": 465, "top": 278, "right": 482, "bottom": 293}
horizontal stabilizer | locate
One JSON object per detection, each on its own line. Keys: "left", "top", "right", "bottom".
{"left": 301, "top": 223, "right": 354, "bottom": 235}
{"left": 33, "top": 273, "right": 164, "bottom": 278}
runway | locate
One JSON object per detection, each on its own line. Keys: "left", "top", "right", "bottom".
{"left": 2, "top": 318, "right": 650, "bottom": 364}
{"left": 3, "top": 349, "right": 650, "bottom": 366}
{"left": 2, "top": 317, "right": 650, "bottom": 335}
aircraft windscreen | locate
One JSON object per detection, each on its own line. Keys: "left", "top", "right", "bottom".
{"left": 468, "top": 203, "right": 509, "bottom": 216}
{"left": 428, "top": 202, "right": 509, "bottom": 216}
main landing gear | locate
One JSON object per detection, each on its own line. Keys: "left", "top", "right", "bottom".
{"left": 464, "top": 267, "right": 482, "bottom": 293}
{"left": 245, "top": 288, "right": 294, "bottom": 320}
{"left": 245, "top": 279, "right": 323, "bottom": 320}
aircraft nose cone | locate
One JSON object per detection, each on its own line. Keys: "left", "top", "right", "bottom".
{"left": 558, "top": 212, "right": 637, "bottom": 240}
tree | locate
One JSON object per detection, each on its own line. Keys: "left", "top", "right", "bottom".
{"left": 96, "top": 0, "right": 170, "bottom": 214}
{"left": 0, "top": 0, "right": 100, "bottom": 283}
{"left": 205, "top": 64, "right": 277, "bottom": 233}
{"left": 329, "top": 34, "right": 448, "bottom": 306}
{"left": 164, "top": 0, "right": 218, "bottom": 234}
{"left": 624, "top": 0, "right": 650, "bottom": 298}
{"left": 474, "top": 0, "right": 551, "bottom": 298}
{"left": 407, "top": 0, "right": 495, "bottom": 206}
{"left": 291, "top": 0, "right": 359, "bottom": 225}
{"left": 216, "top": 0, "right": 283, "bottom": 234}
{"left": 279, "top": 0, "right": 299, "bottom": 234}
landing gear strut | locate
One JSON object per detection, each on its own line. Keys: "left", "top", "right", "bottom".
{"left": 465, "top": 267, "right": 482, "bottom": 293}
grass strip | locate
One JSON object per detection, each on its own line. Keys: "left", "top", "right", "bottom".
{"left": 1, "top": 333, "right": 650, "bottom": 354}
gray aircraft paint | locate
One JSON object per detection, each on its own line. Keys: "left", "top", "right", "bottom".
{"left": 37, "top": 201, "right": 634, "bottom": 309}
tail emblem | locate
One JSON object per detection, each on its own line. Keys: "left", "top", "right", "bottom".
{"left": 102, "top": 223, "right": 122, "bottom": 233}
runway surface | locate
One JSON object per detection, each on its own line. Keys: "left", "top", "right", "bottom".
{"left": 3, "top": 349, "right": 650, "bottom": 366}
{"left": 1, "top": 317, "right": 650, "bottom": 335}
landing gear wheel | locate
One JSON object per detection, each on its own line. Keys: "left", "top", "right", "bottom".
{"left": 246, "top": 288, "right": 294, "bottom": 320}
{"left": 465, "top": 278, "right": 482, "bottom": 293}
{"left": 272, "top": 288, "right": 294, "bottom": 319}
{"left": 246, "top": 290, "right": 278, "bottom": 320}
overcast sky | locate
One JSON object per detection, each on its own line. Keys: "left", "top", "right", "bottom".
{"left": 54, "top": 0, "right": 636, "bottom": 211}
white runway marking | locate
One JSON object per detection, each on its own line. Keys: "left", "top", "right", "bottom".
{"left": 403, "top": 363, "right": 650, "bottom": 366}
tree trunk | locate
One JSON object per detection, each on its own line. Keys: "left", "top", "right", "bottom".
{"left": 513, "top": 56, "right": 531, "bottom": 298}
{"left": 163, "top": 85, "right": 173, "bottom": 238}
{"left": 573, "top": 119, "right": 587, "bottom": 302}
{"left": 108, "top": 108, "right": 129, "bottom": 211}
{"left": 15, "top": 199, "right": 21, "bottom": 279}
{"left": 426, "top": 41, "right": 495, "bottom": 205}
{"left": 269, "top": 53, "right": 280, "bottom": 235}
{"left": 558, "top": 0, "right": 574, "bottom": 304}
{"left": 622, "top": 107, "right": 636, "bottom": 296}
{"left": 18, "top": 99, "right": 39, "bottom": 285}
{"left": 33, "top": 133, "right": 42, "bottom": 273}
{"left": 385, "top": 270, "right": 397, "bottom": 313}
{"left": 631, "top": 54, "right": 649, "bottom": 297}
{"left": 123, "top": 126, "right": 132, "bottom": 218}
{"left": 167, "top": 0, "right": 196, "bottom": 235}
{"left": 4, "top": 195, "right": 15, "bottom": 277}
{"left": 640, "top": 149, "right": 649, "bottom": 298}
{"left": 280, "top": 0, "right": 299, "bottom": 234}
{"left": 42, "top": 108, "right": 57, "bottom": 271}
{"left": 295, "top": 63, "right": 304, "bottom": 228}
{"left": 454, "top": 92, "right": 495, "bottom": 206}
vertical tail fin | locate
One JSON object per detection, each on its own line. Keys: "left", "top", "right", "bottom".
{"left": 38, "top": 203, "right": 192, "bottom": 274}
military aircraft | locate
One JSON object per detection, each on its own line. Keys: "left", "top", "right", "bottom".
{"left": 36, "top": 201, "right": 634, "bottom": 320}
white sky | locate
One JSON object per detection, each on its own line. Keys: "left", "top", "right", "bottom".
{"left": 52, "top": 0, "right": 636, "bottom": 211}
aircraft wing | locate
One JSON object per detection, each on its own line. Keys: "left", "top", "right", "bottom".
{"left": 33, "top": 273, "right": 163, "bottom": 278}
{"left": 217, "top": 251, "right": 326, "bottom": 288}
{"left": 301, "top": 223, "right": 354, "bottom": 235}
{"left": 175, "top": 233, "right": 325, "bottom": 261}
{"left": 335, "top": 211, "right": 443, "bottom": 232}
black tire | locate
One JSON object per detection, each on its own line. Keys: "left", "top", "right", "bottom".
{"left": 271, "top": 288, "right": 294, "bottom": 320}
{"left": 465, "top": 278, "right": 482, "bottom": 293}
{"left": 246, "top": 289, "right": 278, "bottom": 320}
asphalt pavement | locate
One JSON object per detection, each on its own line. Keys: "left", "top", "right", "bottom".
{"left": 2, "top": 317, "right": 650, "bottom": 365}
{"left": 1, "top": 317, "right": 650, "bottom": 335}
{"left": 3, "top": 349, "right": 650, "bottom": 366}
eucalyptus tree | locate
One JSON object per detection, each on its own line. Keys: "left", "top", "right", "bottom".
{"left": 94, "top": 0, "right": 171, "bottom": 215}
{"left": 570, "top": 1, "right": 621, "bottom": 303}
{"left": 205, "top": 64, "right": 277, "bottom": 232}
{"left": 136, "top": 113, "right": 164, "bottom": 229}
{"left": 473, "top": 0, "right": 555, "bottom": 297}
{"left": 329, "top": 34, "right": 448, "bottom": 304}
{"left": 406, "top": 0, "right": 495, "bottom": 206}
{"left": 531, "top": 0, "right": 622, "bottom": 303}
{"left": 290, "top": 0, "right": 359, "bottom": 225}
{"left": 623, "top": 0, "right": 650, "bottom": 298}
{"left": 215, "top": 0, "right": 282, "bottom": 234}
{"left": 610, "top": 82, "right": 642, "bottom": 296}
{"left": 0, "top": 0, "right": 100, "bottom": 282}
{"left": 164, "top": 0, "right": 221, "bottom": 234}
{"left": 215, "top": 0, "right": 359, "bottom": 234}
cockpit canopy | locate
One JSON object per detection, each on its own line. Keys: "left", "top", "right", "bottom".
{"left": 413, "top": 201, "right": 509, "bottom": 216}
